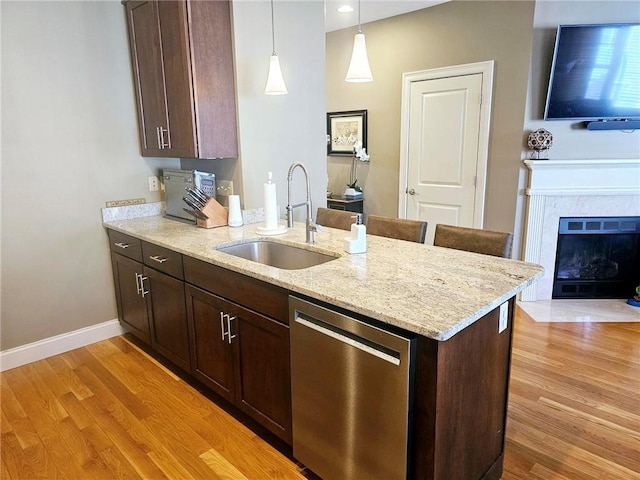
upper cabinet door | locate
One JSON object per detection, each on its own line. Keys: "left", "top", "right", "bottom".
{"left": 156, "top": 1, "right": 197, "bottom": 158}
{"left": 126, "top": 1, "right": 171, "bottom": 157}
{"left": 125, "top": 0, "right": 237, "bottom": 159}
{"left": 186, "top": 0, "right": 238, "bottom": 159}
{"left": 126, "top": 1, "right": 196, "bottom": 158}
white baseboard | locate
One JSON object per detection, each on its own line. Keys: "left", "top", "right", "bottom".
{"left": 0, "top": 319, "right": 125, "bottom": 372}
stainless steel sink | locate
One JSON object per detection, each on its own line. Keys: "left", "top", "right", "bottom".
{"left": 216, "top": 241, "right": 337, "bottom": 270}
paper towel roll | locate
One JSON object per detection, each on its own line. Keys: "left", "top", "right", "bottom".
{"left": 264, "top": 174, "right": 278, "bottom": 230}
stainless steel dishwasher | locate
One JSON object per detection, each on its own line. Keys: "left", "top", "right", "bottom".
{"left": 289, "top": 296, "right": 416, "bottom": 480}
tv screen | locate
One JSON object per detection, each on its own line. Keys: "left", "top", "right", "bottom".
{"left": 544, "top": 23, "right": 640, "bottom": 121}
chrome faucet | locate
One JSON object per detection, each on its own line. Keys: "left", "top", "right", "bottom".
{"left": 286, "top": 162, "right": 320, "bottom": 244}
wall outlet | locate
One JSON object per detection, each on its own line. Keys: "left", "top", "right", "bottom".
{"left": 217, "top": 180, "right": 234, "bottom": 196}
{"left": 148, "top": 175, "right": 159, "bottom": 191}
{"left": 498, "top": 302, "right": 508, "bottom": 333}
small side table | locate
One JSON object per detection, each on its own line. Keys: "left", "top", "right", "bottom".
{"left": 327, "top": 195, "right": 364, "bottom": 213}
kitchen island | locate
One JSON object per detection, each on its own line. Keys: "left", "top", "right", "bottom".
{"left": 104, "top": 214, "right": 544, "bottom": 480}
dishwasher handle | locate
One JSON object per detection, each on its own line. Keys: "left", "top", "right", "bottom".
{"left": 295, "top": 313, "right": 401, "bottom": 366}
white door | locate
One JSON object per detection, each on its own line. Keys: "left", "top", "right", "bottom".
{"left": 399, "top": 62, "right": 493, "bottom": 244}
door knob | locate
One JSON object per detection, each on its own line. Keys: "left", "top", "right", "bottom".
{"left": 407, "top": 188, "right": 418, "bottom": 195}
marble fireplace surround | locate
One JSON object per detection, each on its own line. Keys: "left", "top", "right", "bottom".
{"left": 520, "top": 159, "right": 640, "bottom": 302}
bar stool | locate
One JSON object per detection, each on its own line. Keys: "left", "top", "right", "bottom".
{"left": 366, "top": 215, "right": 428, "bottom": 244}
{"left": 433, "top": 224, "right": 513, "bottom": 258}
{"left": 315, "top": 207, "right": 358, "bottom": 231}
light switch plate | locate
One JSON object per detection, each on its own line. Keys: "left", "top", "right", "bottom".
{"left": 498, "top": 302, "right": 508, "bottom": 333}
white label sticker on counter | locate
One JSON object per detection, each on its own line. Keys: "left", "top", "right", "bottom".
{"left": 498, "top": 302, "right": 508, "bottom": 333}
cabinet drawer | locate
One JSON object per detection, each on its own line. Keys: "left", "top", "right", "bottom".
{"left": 184, "top": 256, "right": 289, "bottom": 324}
{"left": 142, "top": 241, "right": 184, "bottom": 279}
{"left": 108, "top": 230, "right": 142, "bottom": 262}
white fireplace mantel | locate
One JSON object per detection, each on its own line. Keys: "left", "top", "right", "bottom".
{"left": 521, "top": 159, "right": 640, "bottom": 301}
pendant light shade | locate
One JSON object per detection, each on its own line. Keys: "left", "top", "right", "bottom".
{"left": 265, "top": 54, "right": 288, "bottom": 95}
{"left": 345, "top": 32, "right": 373, "bottom": 82}
{"left": 345, "top": 0, "right": 373, "bottom": 83}
{"left": 265, "top": 0, "right": 288, "bottom": 95}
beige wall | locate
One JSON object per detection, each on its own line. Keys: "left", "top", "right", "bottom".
{"left": 326, "top": 1, "right": 535, "bottom": 237}
{"left": 1, "top": 1, "right": 175, "bottom": 351}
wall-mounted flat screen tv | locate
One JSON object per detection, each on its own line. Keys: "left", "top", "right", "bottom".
{"left": 544, "top": 23, "right": 640, "bottom": 124}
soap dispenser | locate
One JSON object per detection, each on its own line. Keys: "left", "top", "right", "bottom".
{"left": 343, "top": 214, "right": 367, "bottom": 254}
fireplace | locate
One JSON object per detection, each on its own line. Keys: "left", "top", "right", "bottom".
{"left": 521, "top": 159, "right": 640, "bottom": 302}
{"left": 553, "top": 216, "right": 640, "bottom": 299}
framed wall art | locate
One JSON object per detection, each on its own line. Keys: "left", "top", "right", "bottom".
{"left": 327, "top": 110, "right": 367, "bottom": 156}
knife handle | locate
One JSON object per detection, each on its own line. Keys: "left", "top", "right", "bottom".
{"left": 183, "top": 196, "right": 201, "bottom": 211}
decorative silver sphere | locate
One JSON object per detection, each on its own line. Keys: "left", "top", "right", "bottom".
{"left": 527, "top": 128, "right": 553, "bottom": 158}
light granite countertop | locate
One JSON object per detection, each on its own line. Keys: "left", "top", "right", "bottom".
{"left": 103, "top": 215, "right": 544, "bottom": 341}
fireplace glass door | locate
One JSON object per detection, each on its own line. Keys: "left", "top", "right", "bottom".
{"left": 553, "top": 217, "right": 640, "bottom": 299}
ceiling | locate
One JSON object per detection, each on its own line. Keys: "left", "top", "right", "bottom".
{"left": 325, "top": 0, "right": 449, "bottom": 32}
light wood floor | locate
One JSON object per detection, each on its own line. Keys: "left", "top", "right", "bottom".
{"left": 2, "top": 306, "right": 639, "bottom": 479}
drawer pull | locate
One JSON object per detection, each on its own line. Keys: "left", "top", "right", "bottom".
{"left": 115, "top": 242, "right": 130, "bottom": 249}
{"left": 149, "top": 255, "right": 168, "bottom": 264}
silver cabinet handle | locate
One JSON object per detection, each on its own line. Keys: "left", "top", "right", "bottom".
{"left": 149, "top": 255, "right": 168, "bottom": 264}
{"left": 135, "top": 272, "right": 142, "bottom": 294}
{"left": 220, "top": 312, "right": 237, "bottom": 344}
{"left": 156, "top": 126, "right": 162, "bottom": 150}
{"left": 158, "top": 126, "right": 170, "bottom": 149}
{"left": 220, "top": 312, "right": 227, "bottom": 341}
{"left": 115, "top": 242, "right": 130, "bottom": 249}
{"left": 140, "top": 275, "right": 149, "bottom": 297}
{"left": 135, "top": 272, "right": 149, "bottom": 297}
{"left": 226, "top": 315, "right": 237, "bottom": 344}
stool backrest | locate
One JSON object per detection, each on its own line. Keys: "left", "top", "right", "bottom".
{"left": 433, "top": 224, "right": 513, "bottom": 258}
{"left": 315, "top": 207, "right": 357, "bottom": 231}
{"left": 366, "top": 215, "right": 428, "bottom": 243}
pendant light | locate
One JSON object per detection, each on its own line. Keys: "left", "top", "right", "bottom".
{"left": 265, "top": 0, "right": 288, "bottom": 95}
{"left": 345, "top": 0, "right": 373, "bottom": 83}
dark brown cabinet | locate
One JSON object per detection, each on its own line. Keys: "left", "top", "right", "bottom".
{"left": 144, "top": 265, "right": 189, "bottom": 371}
{"left": 232, "top": 303, "right": 291, "bottom": 442}
{"left": 108, "top": 230, "right": 191, "bottom": 371}
{"left": 184, "top": 258, "right": 292, "bottom": 444}
{"left": 412, "top": 301, "right": 515, "bottom": 480}
{"left": 185, "top": 285, "right": 235, "bottom": 402}
{"left": 186, "top": 283, "right": 292, "bottom": 439}
{"left": 125, "top": 0, "right": 238, "bottom": 158}
{"left": 111, "top": 253, "right": 151, "bottom": 343}
{"left": 108, "top": 230, "right": 292, "bottom": 444}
